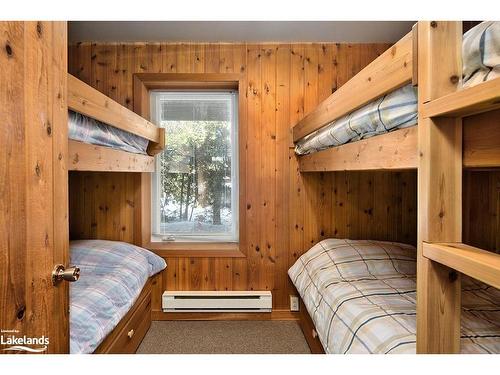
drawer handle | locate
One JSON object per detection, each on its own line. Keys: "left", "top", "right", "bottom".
{"left": 312, "top": 329, "right": 318, "bottom": 339}
{"left": 127, "top": 329, "right": 135, "bottom": 339}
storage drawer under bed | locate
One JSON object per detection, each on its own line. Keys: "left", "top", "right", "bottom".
{"left": 94, "top": 281, "right": 152, "bottom": 354}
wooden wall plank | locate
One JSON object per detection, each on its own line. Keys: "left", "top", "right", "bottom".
{"left": 68, "top": 42, "right": 419, "bottom": 316}
{"left": 1, "top": 21, "right": 69, "bottom": 353}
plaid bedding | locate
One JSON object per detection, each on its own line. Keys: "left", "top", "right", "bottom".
{"left": 288, "top": 239, "right": 500, "bottom": 354}
{"left": 295, "top": 21, "right": 500, "bottom": 156}
{"left": 295, "top": 84, "right": 418, "bottom": 155}
{"left": 463, "top": 21, "right": 500, "bottom": 88}
{"left": 68, "top": 110, "right": 150, "bottom": 155}
{"left": 69, "top": 240, "right": 166, "bottom": 354}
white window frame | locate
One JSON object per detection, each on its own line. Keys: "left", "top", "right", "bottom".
{"left": 150, "top": 91, "right": 239, "bottom": 243}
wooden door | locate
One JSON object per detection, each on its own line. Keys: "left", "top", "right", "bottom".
{"left": 0, "top": 21, "right": 69, "bottom": 354}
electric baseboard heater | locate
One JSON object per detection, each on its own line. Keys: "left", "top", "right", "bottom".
{"left": 162, "top": 291, "right": 272, "bottom": 312}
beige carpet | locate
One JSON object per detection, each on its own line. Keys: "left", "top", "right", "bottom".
{"left": 137, "top": 320, "right": 311, "bottom": 354}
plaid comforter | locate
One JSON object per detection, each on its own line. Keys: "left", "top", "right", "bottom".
{"left": 68, "top": 110, "right": 149, "bottom": 155}
{"left": 70, "top": 240, "right": 166, "bottom": 354}
{"left": 295, "top": 84, "right": 418, "bottom": 155}
{"left": 288, "top": 239, "right": 500, "bottom": 354}
{"left": 295, "top": 21, "right": 500, "bottom": 156}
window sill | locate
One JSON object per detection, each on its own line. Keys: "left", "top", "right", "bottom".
{"left": 143, "top": 241, "right": 245, "bottom": 258}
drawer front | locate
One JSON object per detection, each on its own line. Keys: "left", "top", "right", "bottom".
{"left": 104, "top": 290, "right": 152, "bottom": 354}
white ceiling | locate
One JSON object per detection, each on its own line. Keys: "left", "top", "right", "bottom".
{"left": 68, "top": 21, "right": 415, "bottom": 43}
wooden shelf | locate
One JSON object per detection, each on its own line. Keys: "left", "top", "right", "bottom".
{"left": 422, "top": 77, "right": 500, "bottom": 118}
{"left": 423, "top": 242, "right": 500, "bottom": 289}
{"left": 292, "top": 32, "right": 414, "bottom": 142}
{"left": 68, "top": 140, "right": 155, "bottom": 172}
{"left": 68, "top": 74, "right": 165, "bottom": 155}
{"left": 299, "top": 126, "right": 418, "bottom": 172}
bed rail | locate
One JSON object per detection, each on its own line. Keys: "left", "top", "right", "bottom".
{"left": 68, "top": 74, "right": 165, "bottom": 156}
{"left": 292, "top": 30, "right": 415, "bottom": 143}
{"left": 299, "top": 127, "right": 417, "bottom": 172}
{"left": 68, "top": 140, "right": 155, "bottom": 172}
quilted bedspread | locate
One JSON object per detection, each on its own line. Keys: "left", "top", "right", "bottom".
{"left": 70, "top": 240, "right": 166, "bottom": 354}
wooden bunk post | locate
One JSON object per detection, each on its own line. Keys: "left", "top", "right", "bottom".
{"left": 416, "top": 21, "right": 463, "bottom": 353}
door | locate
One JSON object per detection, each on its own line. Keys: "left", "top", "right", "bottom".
{"left": 0, "top": 21, "right": 70, "bottom": 354}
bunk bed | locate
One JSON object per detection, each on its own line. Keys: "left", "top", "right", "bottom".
{"left": 66, "top": 75, "right": 167, "bottom": 353}
{"left": 293, "top": 23, "right": 500, "bottom": 172}
{"left": 67, "top": 74, "right": 165, "bottom": 172}
{"left": 289, "top": 21, "right": 500, "bottom": 354}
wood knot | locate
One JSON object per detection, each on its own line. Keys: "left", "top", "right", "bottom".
{"left": 448, "top": 271, "right": 458, "bottom": 282}
{"left": 35, "top": 162, "right": 41, "bottom": 177}
{"left": 5, "top": 43, "right": 13, "bottom": 57}
{"left": 46, "top": 121, "right": 52, "bottom": 136}
{"left": 246, "top": 203, "right": 251, "bottom": 210}
{"left": 16, "top": 305, "right": 26, "bottom": 320}
{"left": 36, "top": 22, "right": 43, "bottom": 37}
{"left": 449, "top": 75, "right": 459, "bottom": 84}
{"left": 430, "top": 21, "right": 438, "bottom": 28}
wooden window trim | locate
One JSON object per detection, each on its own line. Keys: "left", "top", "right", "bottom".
{"left": 132, "top": 73, "right": 247, "bottom": 258}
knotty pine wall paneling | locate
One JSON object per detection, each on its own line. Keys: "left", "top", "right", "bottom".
{"left": 68, "top": 42, "right": 423, "bottom": 316}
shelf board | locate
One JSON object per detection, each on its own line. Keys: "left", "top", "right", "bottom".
{"left": 423, "top": 242, "right": 500, "bottom": 289}
{"left": 422, "top": 77, "right": 500, "bottom": 118}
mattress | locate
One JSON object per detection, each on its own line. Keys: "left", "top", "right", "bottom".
{"left": 295, "top": 21, "right": 500, "bottom": 156}
{"left": 69, "top": 240, "right": 166, "bottom": 354}
{"left": 288, "top": 238, "right": 500, "bottom": 354}
{"left": 68, "top": 110, "right": 150, "bottom": 155}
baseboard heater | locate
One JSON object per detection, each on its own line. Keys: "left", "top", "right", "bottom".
{"left": 162, "top": 291, "right": 272, "bottom": 312}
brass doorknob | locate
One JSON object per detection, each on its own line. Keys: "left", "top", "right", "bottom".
{"left": 52, "top": 264, "right": 80, "bottom": 285}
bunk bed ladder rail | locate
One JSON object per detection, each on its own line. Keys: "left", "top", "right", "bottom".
{"left": 416, "top": 21, "right": 500, "bottom": 354}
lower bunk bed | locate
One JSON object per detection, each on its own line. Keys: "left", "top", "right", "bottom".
{"left": 289, "top": 239, "right": 500, "bottom": 354}
{"left": 70, "top": 240, "right": 166, "bottom": 354}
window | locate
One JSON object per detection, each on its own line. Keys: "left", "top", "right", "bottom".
{"left": 151, "top": 91, "right": 238, "bottom": 242}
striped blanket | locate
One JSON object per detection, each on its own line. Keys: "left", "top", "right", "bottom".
{"left": 295, "top": 21, "right": 500, "bottom": 156}
{"left": 463, "top": 21, "right": 500, "bottom": 88}
{"left": 70, "top": 240, "right": 166, "bottom": 354}
{"left": 68, "top": 110, "right": 149, "bottom": 155}
{"left": 288, "top": 239, "right": 500, "bottom": 354}
{"left": 295, "top": 84, "right": 417, "bottom": 155}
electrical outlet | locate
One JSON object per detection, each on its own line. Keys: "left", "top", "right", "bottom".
{"left": 290, "top": 295, "right": 299, "bottom": 312}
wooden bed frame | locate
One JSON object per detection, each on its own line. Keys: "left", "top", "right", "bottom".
{"left": 293, "top": 24, "right": 500, "bottom": 174}
{"left": 67, "top": 74, "right": 165, "bottom": 172}
{"left": 291, "top": 21, "right": 500, "bottom": 354}
{"left": 66, "top": 75, "right": 162, "bottom": 353}
{"left": 297, "top": 299, "right": 325, "bottom": 354}
{"left": 93, "top": 279, "right": 152, "bottom": 354}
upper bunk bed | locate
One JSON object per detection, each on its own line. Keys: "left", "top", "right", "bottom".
{"left": 292, "top": 22, "right": 500, "bottom": 172}
{"left": 67, "top": 74, "right": 165, "bottom": 172}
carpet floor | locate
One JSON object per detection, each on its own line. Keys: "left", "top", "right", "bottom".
{"left": 137, "top": 320, "right": 311, "bottom": 354}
